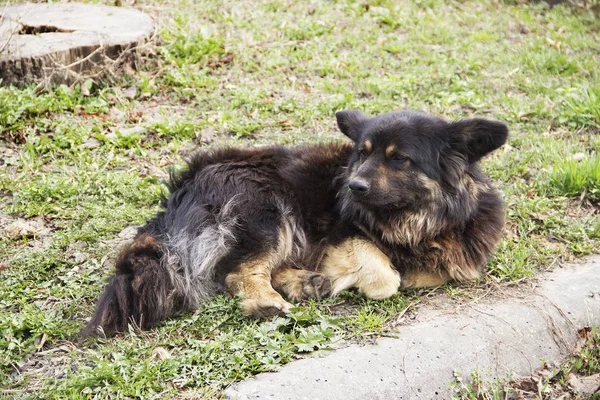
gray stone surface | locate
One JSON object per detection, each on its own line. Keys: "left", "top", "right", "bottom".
{"left": 231, "top": 258, "right": 600, "bottom": 400}
{"left": 0, "top": 2, "right": 154, "bottom": 85}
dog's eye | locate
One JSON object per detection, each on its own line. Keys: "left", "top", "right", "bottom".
{"left": 358, "top": 148, "right": 368, "bottom": 160}
{"left": 390, "top": 154, "right": 408, "bottom": 162}
{"left": 389, "top": 154, "right": 410, "bottom": 168}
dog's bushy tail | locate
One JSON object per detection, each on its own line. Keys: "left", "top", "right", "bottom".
{"left": 81, "top": 233, "right": 180, "bottom": 337}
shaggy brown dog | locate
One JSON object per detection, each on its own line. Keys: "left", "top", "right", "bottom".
{"left": 83, "top": 110, "right": 508, "bottom": 336}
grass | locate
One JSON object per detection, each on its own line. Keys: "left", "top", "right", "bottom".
{"left": 546, "top": 152, "right": 600, "bottom": 202}
{"left": 1, "top": 0, "right": 599, "bottom": 397}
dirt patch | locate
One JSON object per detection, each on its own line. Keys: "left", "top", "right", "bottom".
{"left": 1, "top": 214, "right": 53, "bottom": 251}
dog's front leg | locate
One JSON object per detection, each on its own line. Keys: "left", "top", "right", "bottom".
{"left": 225, "top": 254, "right": 293, "bottom": 318}
{"left": 319, "top": 237, "right": 400, "bottom": 300}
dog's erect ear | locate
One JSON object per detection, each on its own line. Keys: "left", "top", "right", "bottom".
{"left": 336, "top": 110, "right": 369, "bottom": 141}
{"left": 449, "top": 118, "right": 508, "bottom": 163}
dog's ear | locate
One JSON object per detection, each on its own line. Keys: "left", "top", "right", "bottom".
{"left": 336, "top": 110, "right": 369, "bottom": 141}
{"left": 449, "top": 118, "right": 508, "bottom": 163}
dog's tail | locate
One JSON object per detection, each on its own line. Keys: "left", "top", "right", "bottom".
{"left": 81, "top": 233, "right": 182, "bottom": 337}
{"left": 82, "top": 198, "right": 240, "bottom": 337}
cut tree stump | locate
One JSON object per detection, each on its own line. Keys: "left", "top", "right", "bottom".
{"left": 0, "top": 2, "right": 155, "bottom": 86}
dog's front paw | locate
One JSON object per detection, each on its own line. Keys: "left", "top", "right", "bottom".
{"left": 358, "top": 267, "right": 401, "bottom": 300}
{"left": 302, "top": 273, "right": 332, "bottom": 300}
{"left": 284, "top": 271, "right": 331, "bottom": 302}
{"left": 241, "top": 297, "right": 293, "bottom": 318}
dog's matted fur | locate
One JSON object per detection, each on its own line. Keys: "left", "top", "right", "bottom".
{"left": 83, "top": 110, "right": 508, "bottom": 336}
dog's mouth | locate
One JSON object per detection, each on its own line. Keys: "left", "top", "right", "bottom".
{"left": 348, "top": 188, "right": 413, "bottom": 211}
{"left": 348, "top": 190, "right": 390, "bottom": 207}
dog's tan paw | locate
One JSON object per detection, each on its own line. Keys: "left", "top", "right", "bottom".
{"left": 285, "top": 271, "right": 332, "bottom": 302}
{"left": 358, "top": 268, "right": 401, "bottom": 300}
{"left": 241, "top": 297, "right": 293, "bottom": 318}
{"left": 303, "top": 273, "right": 332, "bottom": 300}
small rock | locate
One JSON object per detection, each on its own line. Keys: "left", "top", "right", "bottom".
{"left": 568, "top": 372, "right": 600, "bottom": 394}
{"left": 4, "top": 220, "right": 37, "bottom": 239}
{"left": 68, "top": 240, "right": 89, "bottom": 251}
{"left": 566, "top": 372, "right": 579, "bottom": 388}
{"left": 0, "top": 214, "right": 13, "bottom": 230}
{"left": 119, "top": 126, "right": 148, "bottom": 136}
{"left": 572, "top": 153, "right": 585, "bottom": 162}
{"left": 79, "top": 137, "right": 101, "bottom": 149}
{"left": 49, "top": 356, "right": 64, "bottom": 364}
{"left": 104, "top": 132, "right": 118, "bottom": 141}
{"left": 106, "top": 93, "right": 118, "bottom": 105}
{"left": 147, "top": 165, "right": 168, "bottom": 179}
{"left": 503, "top": 144, "right": 514, "bottom": 153}
{"left": 118, "top": 226, "right": 139, "bottom": 241}
{"left": 80, "top": 84, "right": 91, "bottom": 97}
{"left": 198, "top": 126, "right": 216, "bottom": 144}
{"left": 109, "top": 107, "right": 127, "bottom": 121}
{"left": 370, "top": 6, "right": 391, "bottom": 15}
{"left": 123, "top": 86, "right": 137, "bottom": 100}
{"left": 70, "top": 251, "right": 88, "bottom": 264}
{"left": 151, "top": 346, "right": 171, "bottom": 360}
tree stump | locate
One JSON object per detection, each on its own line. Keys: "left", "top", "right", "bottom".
{"left": 0, "top": 2, "right": 155, "bottom": 86}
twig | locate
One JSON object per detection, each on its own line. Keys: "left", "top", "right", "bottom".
{"left": 0, "top": 27, "right": 17, "bottom": 55}
{"left": 53, "top": 41, "right": 108, "bottom": 70}
{"left": 1, "top": 389, "right": 25, "bottom": 394}
{"left": 249, "top": 39, "right": 309, "bottom": 48}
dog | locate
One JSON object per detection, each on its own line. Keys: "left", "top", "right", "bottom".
{"left": 82, "top": 110, "right": 508, "bottom": 336}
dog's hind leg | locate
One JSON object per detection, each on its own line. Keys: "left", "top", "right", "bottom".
{"left": 225, "top": 254, "right": 294, "bottom": 318}
{"left": 271, "top": 264, "right": 331, "bottom": 303}
{"left": 400, "top": 271, "right": 450, "bottom": 289}
{"left": 222, "top": 195, "right": 306, "bottom": 317}
{"left": 319, "top": 237, "right": 401, "bottom": 300}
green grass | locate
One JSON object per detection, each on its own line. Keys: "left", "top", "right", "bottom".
{"left": 38, "top": 302, "right": 346, "bottom": 398}
{"left": 546, "top": 152, "right": 600, "bottom": 202}
{"left": 1, "top": 0, "right": 599, "bottom": 397}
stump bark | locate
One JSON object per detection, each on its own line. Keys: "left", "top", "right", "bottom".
{"left": 0, "top": 2, "right": 155, "bottom": 86}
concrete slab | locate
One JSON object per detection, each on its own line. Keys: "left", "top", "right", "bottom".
{"left": 230, "top": 258, "right": 600, "bottom": 400}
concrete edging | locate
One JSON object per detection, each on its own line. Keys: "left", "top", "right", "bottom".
{"left": 229, "top": 258, "right": 600, "bottom": 400}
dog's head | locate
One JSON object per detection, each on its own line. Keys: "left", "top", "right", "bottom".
{"left": 336, "top": 110, "right": 508, "bottom": 211}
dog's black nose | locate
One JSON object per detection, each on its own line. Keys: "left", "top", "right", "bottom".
{"left": 349, "top": 179, "right": 370, "bottom": 195}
